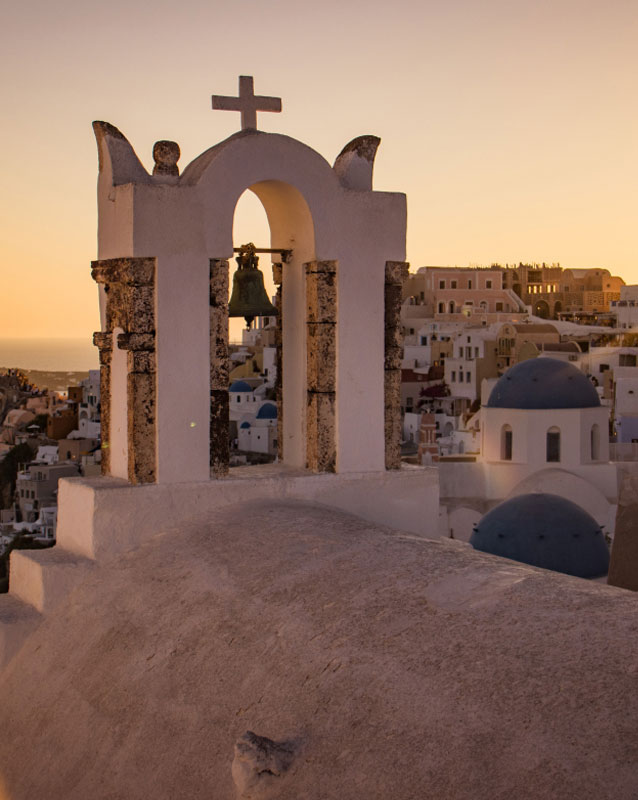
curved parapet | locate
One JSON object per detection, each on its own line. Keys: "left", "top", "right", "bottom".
{"left": 333, "top": 135, "right": 381, "bottom": 191}
{"left": 92, "top": 121, "right": 151, "bottom": 186}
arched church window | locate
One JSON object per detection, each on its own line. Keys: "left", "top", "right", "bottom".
{"left": 591, "top": 424, "right": 600, "bottom": 461}
{"left": 546, "top": 427, "right": 561, "bottom": 462}
{"left": 501, "top": 424, "right": 513, "bottom": 461}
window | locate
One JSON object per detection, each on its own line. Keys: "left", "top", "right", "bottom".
{"left": 496, "top": 302, "right": 503, "bottom": 311}
{"left": 420, "top": 291, "right": 425, "bottom": 300}
{"left": 237, "top": 396, "right": 241, "bottom": 402}
{"left": 546, "top": 428, "right": 561, "bottom": 462}
{"left": 620, "top": 354, "right": 637, "bottom": 367}
{"left": 439, "top": 280, "right": 445, "bottom": 289}
{"left": 599, "top": 364, "right": 609, "bottom": 373}
{"left": 451, "top": 371, "right": 456, "bottom": 382}
{"left": 466, "top": 347, "right": 472, "bottom": 359}
{"left": 449, "top": 301, "right": 455, "bottom": 313}
{"left": 486, "top": 280, "right": 492, "bottom": 289}
{"left": 468, "top": 280, "right": 473, "bottom": 289}
{"left": 591, "top": 424, "right": 600, "bottom": 461}
{"left": 420, "top": 336, "right": 427, "bottom": 345}
{"left": 459, "top": 372, "right": 464, "bottom": 383}
{"left": 438, "top": 302, "right": 445, "bottom": 314}
{"left": 474, "top": 347, "right": 479, "bottom": 357}
{"left": 466, "top": 372, "right": 471, "bottom": 382}
{"left": 451, "top": 280, "right": 457, "bottom": 289}
{"left": 501, "top": 425, "right": 513, "bottom": 460}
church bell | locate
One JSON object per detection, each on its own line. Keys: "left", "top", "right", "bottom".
{"left": 228, "top": 243, "right": 278, "bottom": 328}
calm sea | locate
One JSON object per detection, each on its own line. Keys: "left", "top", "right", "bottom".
{"left": 0, "top": 338, "right": 99, "bottom": 372}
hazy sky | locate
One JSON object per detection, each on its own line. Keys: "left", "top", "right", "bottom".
{"left": 1, "top": 0, "right": 636, "bottom": 339}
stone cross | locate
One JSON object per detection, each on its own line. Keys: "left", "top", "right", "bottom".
{"left": 212, "top": 76, "right": 282, "bottom": 131}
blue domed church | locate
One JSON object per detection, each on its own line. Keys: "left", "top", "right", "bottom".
{"left": 439, "top": 357, "right": 618, "bottom": 546}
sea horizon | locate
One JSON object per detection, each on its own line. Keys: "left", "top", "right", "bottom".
{"left": 0, "top": 337, "right": 99, "bottom": 372}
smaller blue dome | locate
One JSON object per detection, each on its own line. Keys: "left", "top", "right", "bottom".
{"left": 230, "top": 380, "right": 252, "bottom": 393}
{"left": 256, "top": 402, "right": 277, "bottom": 420}
{"left": 240, "top": 421, "right": 251, "bottom": 429}
{"left": 470, "top": 493, "right": 609, "bottom": 578}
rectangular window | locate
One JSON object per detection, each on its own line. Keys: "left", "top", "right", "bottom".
{"left": 468, "top": 280, "right": 473, "bottom": 289}
{"left": 599, "top": 364, "right": 609, "bottom": 373}
{"left": 439, "top": 280, "right": 445, "bottom": 289}
{"left": 547, "top": 431, "right": 561, "bottom": 462}
{"left": 451, "top": 371, "right": 456, "bottom": 382}
{"left": 466, "top": 372, "right": 471, "bottom": 382}
{"left": 474, "top": 347, "right": 479, "bottom": 357}
{"left": 619, "top": 354, "right": 637, "bottom": 367}
{"left": 459, "top": 372, "right": 464, "bottom": 383}
{"left": 466, "top": 347, "right": 472, "bottom": 359}
{"left": 486, "top": 280, "right": 492, "bottom": 289}
{"left": 503, "top": 430, "right": 513, "bottom": 461}
{"left": 451, "top": 280, "right": 457, "bottom": 289}
{"left": 496, "top": 302, "right": 503, "bottom": 311}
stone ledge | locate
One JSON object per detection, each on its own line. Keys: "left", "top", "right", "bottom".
{"left": 56, "top": 467, "right": 439, "bottom": 561}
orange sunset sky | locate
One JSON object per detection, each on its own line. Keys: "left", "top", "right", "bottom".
{"left": 0, "top": 0, "right": 636, "bottom": 342}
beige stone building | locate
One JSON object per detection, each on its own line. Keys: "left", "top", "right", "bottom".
{"left": 501, "top": 263, "right": 624, "bottom": 319}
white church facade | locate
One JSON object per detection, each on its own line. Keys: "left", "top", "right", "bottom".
{"left": 440, "top": 358, "right": 619, "bottom": 540}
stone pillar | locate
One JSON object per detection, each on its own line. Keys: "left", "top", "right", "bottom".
{"left": 305, "top": 261, "right": 337, "bottom": 473}
{"left": 92, "top": 332, "right": 112, "bottom": 475}
{"left": 91, "top": 257, "right": 157, "bottom": 485}
{"left": 210, "top": 258, "right": 230, "bottom": 477}
{"left": 272, "top": 262, "right": 284, "bottom": 462}
{"left": 385, "top": 261, "right": 409, "bottom": 470}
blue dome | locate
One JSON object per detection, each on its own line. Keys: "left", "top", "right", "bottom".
{"left": 470, "top": 493, "right": 609, "bottom": 578}
{"left": 256, "top": 402, "right": 277, "bottom": 420}
{"left": 229, "top": 380, "right": 252, "bottom": 393}
{"left": 240, "top": 421, "right": 251, "bottom": 429}
{"left": 487, "top": 358, "right": 600, "bottom": 410}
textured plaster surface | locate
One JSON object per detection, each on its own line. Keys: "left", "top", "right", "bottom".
{"left": 1, "top": 500, "right": 637, "bottom": 799}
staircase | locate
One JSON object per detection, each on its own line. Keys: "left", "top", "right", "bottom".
{"left": 0, "top": 543, "right": 94, "bottom": 668}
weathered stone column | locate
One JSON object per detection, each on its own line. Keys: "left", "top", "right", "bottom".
{"left": 385, "top": 260, "right": 409, "bottom": 470}
{"left": 272, "top": 262, "right": 284, "bottom": 462}
{"left": 118, "top": 332, "right": 157, "bottom": 484}
{"left": 306, "top": 260, "right": 337, "bottom": 473}
{"left": 210, "top": 258, "right": 230, "bottom": 477}
{"left": 91, "top": 257, "right": 157, "bottom": 484}
{"left": 92, "top": 332, "right": 112, "bottom": 475}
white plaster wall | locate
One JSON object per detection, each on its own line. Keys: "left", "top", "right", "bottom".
{"left": 482, "top": 406, "right": 610, "bottom": 469}
{"left": 109, "top": 328, "right": 128, "bottom": 479}
{"left": 56, "top": 467, "right": 438, "bottom": 560}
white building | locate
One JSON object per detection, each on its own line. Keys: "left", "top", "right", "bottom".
{"left": 440, "top": 358, "right": 617, "bottom": 541}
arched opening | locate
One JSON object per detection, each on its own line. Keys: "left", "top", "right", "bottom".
{"left": 448, "top": 300, "right": 455, "bottom": 314}
{"left": 218, "top": 180, "right": 317, "bottom": 471}
{"left": 535, "top": 300, "right": 550, "bottom": 319}
{"left": 438, "top": 302, "right": 445, "bottom": 314}
{"left": 591, "top": 424, "right": 600, "bottom": 461}
{"left": 553, "top": 300, "right": 563, "bottom": 318}
{"left": 501, "top": 424, "right": 513, "bottom": 461}
{"left": 546, "top": 426, "right": 561, "bottom": 462}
